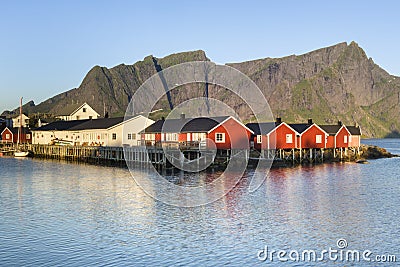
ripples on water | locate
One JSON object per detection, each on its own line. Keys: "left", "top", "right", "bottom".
{"left": 0, "top": 139, "right": 399, "bottom": 266}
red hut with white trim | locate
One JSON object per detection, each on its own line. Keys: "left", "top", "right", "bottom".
{"left": 290, "top": 119, "right": 328, "bottom": 149}
{"left": 1, "top": 127, "right": 32, "bottom": 144}
{"left": 346, "top": 125, "right": 362, "bottom": 147}
{"left": 143, "top": 115, "right": 253, "bottom": 150}
{"left": 320, "top": 123, "right": 351, "bottom": 148}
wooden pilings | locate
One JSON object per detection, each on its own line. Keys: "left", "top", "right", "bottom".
{"left": 261, "top": 147, "right": 361, "bottom": 164}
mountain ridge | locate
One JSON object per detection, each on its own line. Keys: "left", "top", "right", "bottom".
{"left": 3, "top": 42, "right": 400, "bottom": 138}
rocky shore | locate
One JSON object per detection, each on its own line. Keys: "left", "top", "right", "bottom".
{"left": 358, "top": 144, "right": 398, "bottom": 159}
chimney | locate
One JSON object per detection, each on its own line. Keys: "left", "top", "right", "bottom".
{"left": 180, "top": 113, "right": 185, "bottom": 120}
{"left": 338, "top": 120, "right": 342, "bottom": 126}
{"left": 308, "top": 118, "right": 313, "bottom": 125}
{"left": 276, "top": 117, "right": 282, "bottom": 124}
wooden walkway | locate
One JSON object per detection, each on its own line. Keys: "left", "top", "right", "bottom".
{"left": 0, "top": 143, "right": 361, "bottom": 168}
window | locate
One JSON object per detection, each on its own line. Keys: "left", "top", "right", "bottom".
{"left": 166, "top": 133, "right": 178, "bottom": 141}
{"left": 192, "top": 133, "right": 206, "bottom": 141}
{"left": 344, "top": 135, "right": 348, "bottom": 143}
{"left": 132, "top": 133, "right": 136, "bottom": 140}
{"left": 316, "top": 135, "right": 322, "bottom": 144}
{"left": 215, "top": 133, "right": 225, "bottom": 143}
{"left": 286, "top": 134, "right": 293, "bottom": 144}
{"left": 128, "top": 133, "right": 132, "bottom": 140}
{"left": 112, "top": 133, "right": 117, "bottom": 140}
{"left": 89, "top": 116, "right": 92, "bottom": 119}
{"left": 26, "top": 134, "right": 30, "bottom": 139}
{"left": 76, "top": 116, "right": 80, "bottom": 120}
{"left": 187, "top": 133, "right": 191, "bottom": 142}
{"left": 257, "top": 135, "right": 262, "bottom": 144}
{"left": 349, "top": 135, "right": 352, "bottom": 143}
{"left": 145, "top": 133, "right": 155, "bottom": 140}
{"left": 83, "top": 108, "right": 87, "bottom": 112}
{"left": 5, "top": 134, "right": 10, "bottom": 139}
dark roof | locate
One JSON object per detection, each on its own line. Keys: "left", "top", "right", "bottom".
{"left": 319, "top": 125, "right": 342, "bottom": 135}
{"left": 288, "top": 123, "right": 311, "bottom": 134}
{"left": 144, "top": 116, "right": 230, "bottom": 133}
{"left": 246, "top": 122, "right": 277, "bottom": 135}
{"left": 69, "top": 117, "right": 124, "bottom": 130}
{"left": 33, "top": 119, "right": 90, "bottom": 131}
{"left": 3, "top": 127, "right": 30, "bottom": 134}
{"left": 56, "top": 103, "right": 84, "bottom": 116}
{"left": 346, "top": 125, "right": 361, "bottom": 135}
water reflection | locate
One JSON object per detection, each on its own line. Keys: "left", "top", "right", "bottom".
{"left": 0, "top": 140, "right": 399, "bottom": 266}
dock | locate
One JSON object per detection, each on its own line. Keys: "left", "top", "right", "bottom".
{"left": 0, "top": 142, "right": 363, "bottom": 170}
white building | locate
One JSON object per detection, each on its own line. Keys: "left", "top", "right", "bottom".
{"left": 12, "top": 113, "right": 30, "bottom": 128}
{"left": 32, "top": 115, "right": 154, "bottom": 147}
{"left": 56, "top": 102, "right": 100, "bottom": 121}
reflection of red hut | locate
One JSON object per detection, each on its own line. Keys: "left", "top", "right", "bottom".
{"left": 320, "top": 123, "right": 351, "bottom": 148}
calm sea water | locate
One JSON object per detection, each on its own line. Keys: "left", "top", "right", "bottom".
{"left": 0, "top": 139, "right": 399, "bottom": 266}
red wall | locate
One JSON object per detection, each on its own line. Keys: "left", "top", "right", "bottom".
{"left": 1, "top": 128, "right": 31, "bottom": 143}
{"left": 335, "top": 127, "right": 350, "bottom": 148}
{"left": 326, "top": 136, "right": 335, "bottom": 148}
{"left": 1, "top": 128, "right": 13, "bottom": 143}
{"left": 348, "top": 135, "right": 360, "bottom": 147}
{"left": 208, "top": 118, "right": 251, "bottom": 149}
{"left": 268, "top": 124, "right": 297, "bottom": 149}
{"left": 300, "top": 125, "right": 326, "bottom": 149}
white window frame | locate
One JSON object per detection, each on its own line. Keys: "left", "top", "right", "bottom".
{"left": 112, "top": 133, "right": 117, "bottom": 140}
{"left": 316, "top": 135, "right": 322, "bottom": 144}
{"left": 166, "top": 133, "right": 178, "bottom": 142}
{"left": 349, "top": 135, "right": 352, "bottom": 143}
{"left": 127, "top": 133, "right": 132, "bottom": 140}
{"left": 5, "top": 134, "right": 10, "bottom": 139}
{"left": 256, "top": 135, "right": 262, "bottom": 144}
{"left": 344, "top": 135, "right": 348, "bottom": 143}
{"left": 215, "top": 133, "right": 225, "bottom": 143}
{"left": 132, "top": 133, "right": 136, "bottom": 140}
{"left": 286, "top": 134, "right": 293, "bottom": 144}
{"left": 26, "top": 134, "right": 31, "bottom": 139}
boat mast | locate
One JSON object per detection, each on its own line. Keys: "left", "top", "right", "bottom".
{"left": 18, "top": 97, "right": 23, "bottom": 146}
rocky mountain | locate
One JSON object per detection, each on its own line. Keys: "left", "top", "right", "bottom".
{"left": 4, "top": 42, "right": 400, "bottom": 137}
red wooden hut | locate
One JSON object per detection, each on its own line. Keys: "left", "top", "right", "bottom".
{"left": 289, "top": 119, "right": 328, "bottom": 149}
{"left": 143, "top": 115, "right": 253, "bottom": 150}
{"left": 346, "top": 125, "right": 362, "bottom": 147}
{"left": 247, "top": 119, "right": 299, "bottom": 150}
{"left": 1, "top": 127, "right": 32, "bottom": 144}
{"left": 320, "top": 123, "right": 351, "bottom": 148}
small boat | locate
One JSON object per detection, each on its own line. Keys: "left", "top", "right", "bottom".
{"left": 356, "top": 159, "right": 369, "bottom": 164}
{"left": 50, "top": 138, "right": 73, "bottom": 146}
{"left": 14, "top": 97, "right": 30, "bottom": 158}
{"left": 14, "top": 151, "right": 30, "bottom": 157}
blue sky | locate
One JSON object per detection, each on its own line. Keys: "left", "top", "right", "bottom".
{"left": 1, "top": 0, "right": 399, "bottom": 112}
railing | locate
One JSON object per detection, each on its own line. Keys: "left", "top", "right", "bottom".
{"left": 141, "top": 140, "right": 205, "bottom": 150}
